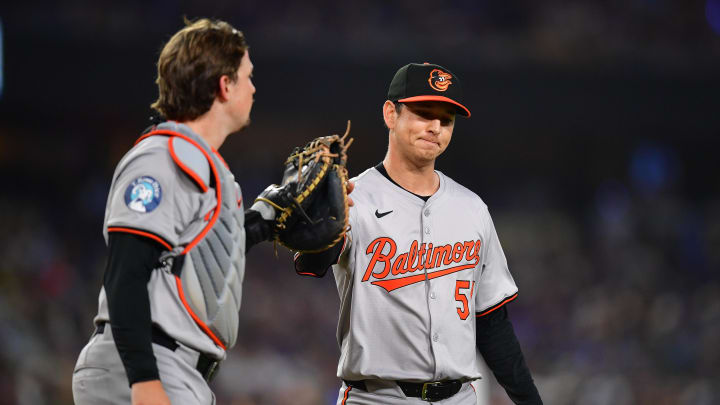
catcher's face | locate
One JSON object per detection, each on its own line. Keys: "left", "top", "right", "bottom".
{"left": 385, "top": 101, "right": 455, "bottom": 165}
{"left": 226, "top": 51, "right": 255, "bottom": 132}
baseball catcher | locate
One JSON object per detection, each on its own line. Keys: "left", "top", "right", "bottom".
{"left": 251, "top": 121, "right": 353, "bottom": 253}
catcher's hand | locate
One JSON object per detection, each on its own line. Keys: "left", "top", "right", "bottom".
{"left": 252, "top": 121, "right": 353, "bottom": 253}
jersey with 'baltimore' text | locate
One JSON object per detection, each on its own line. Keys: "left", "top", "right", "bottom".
{"left": 333, "top": 167, "right": 518, "bottom": 382}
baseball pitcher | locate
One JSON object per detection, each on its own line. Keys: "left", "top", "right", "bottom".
{"left": 295, "top": 63, "right": 543, "bottom": 404}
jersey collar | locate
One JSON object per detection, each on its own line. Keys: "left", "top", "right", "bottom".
{"left": 371, "top": 163, "right": 446, "bottom": 206}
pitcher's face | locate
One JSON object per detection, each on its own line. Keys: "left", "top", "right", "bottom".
{"left": 387, "top": 101, "right": 456, "bottom": 165}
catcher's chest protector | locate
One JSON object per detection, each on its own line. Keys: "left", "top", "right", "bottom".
{"left": 140, "top": 122, "right": 245, "bottom": 350}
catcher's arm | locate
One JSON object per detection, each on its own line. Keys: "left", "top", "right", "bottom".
{"left": 244, "top": 209, "right": 274, "bottom": 252}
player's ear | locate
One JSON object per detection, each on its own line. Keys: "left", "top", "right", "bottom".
{"left": 217, "top": 75, "right": 232, "bottom": 102}
{"left": 383, "top": 100, "right": 397, "bottom": 129}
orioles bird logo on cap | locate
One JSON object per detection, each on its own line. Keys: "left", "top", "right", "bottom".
{"left": 428, "top": 69, "right": 453, "bottom": 92}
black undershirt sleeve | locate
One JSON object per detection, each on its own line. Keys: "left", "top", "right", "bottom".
{"left": 476, "top": 306, "right": 543, "bottom": 404}
{"left": 244, "top": 209, "right": 273, "bottom": 252}
{"left": 294, "top": 240, "right": 344, "bottom": 277}
{"left": 103, "top": 232, "right": 164, "bottom": 386}
{"left": 104, "top": 210, "right": 270, "bottom": 387}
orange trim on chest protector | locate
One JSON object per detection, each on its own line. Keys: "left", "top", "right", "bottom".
{"left": 135, "top": 129, "right": 227, "bottom": 350}
{"left": 137, "top": 129, "right": 222, "bottom": 255}
{"left": 174, "top": 274, "right": 227, "bottom": 350}
{"left": 168, "top": 137, "right": 209, "bottom": 193}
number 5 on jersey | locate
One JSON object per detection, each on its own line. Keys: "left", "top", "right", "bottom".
{"left": 454, "top": 280, "right": 475, "bottom": 320}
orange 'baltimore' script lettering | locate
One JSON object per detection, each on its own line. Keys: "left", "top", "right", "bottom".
{"left": 363, "top": 237, "right": 482, "bottom": 292}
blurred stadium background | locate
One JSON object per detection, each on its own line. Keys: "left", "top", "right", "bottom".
{"left": 1, "top": 1, "right": 719, "bottom": 404}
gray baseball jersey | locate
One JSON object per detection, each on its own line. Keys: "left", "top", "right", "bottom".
{"left": 333, "top": 167, "right": 518, "bottom": 383}
{"left": 94, "top": 121, "right": 245, "bottom": 360}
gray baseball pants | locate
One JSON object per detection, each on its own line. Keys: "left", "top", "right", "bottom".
{"left": 72, "top": 325, "right": 215, "bottom": 405}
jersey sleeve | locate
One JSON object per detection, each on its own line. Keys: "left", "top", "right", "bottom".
{"left": 341, "top": 203, "right": 357, "bottom": 258}
{"left": 475, "top": 207, "right": 519, "bottom": 315}
{"left": 330, "top": 202, "right": 356, "bottom": 275}
{"left": 105, "top": 145, "right": 183, "bottom": 248}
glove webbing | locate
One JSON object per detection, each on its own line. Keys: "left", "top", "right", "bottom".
{"left": 279, "top": 159, "right": 330, "bottom": 229}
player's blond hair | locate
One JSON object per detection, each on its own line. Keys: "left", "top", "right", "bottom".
{"left": 151, "top": 18, "right": 248, "bottom": 121}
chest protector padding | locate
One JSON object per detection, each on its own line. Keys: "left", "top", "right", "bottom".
{"left": 145, "top": 122, "right": 245, "bottom": 350}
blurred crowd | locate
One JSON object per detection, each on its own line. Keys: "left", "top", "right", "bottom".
{"left": 1, "top": 1, "right": 719, "bottom": 404}
{"left": 4, "top": 0, "right": 719, "bottom": 67}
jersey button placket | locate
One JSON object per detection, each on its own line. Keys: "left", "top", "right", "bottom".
{"left": 420, "top": 202, "right": 432, "bottom": 240}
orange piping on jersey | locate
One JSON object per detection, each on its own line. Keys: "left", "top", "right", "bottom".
{"left": 335, "top": 234, "right": 348, "bottom": 265}
{"left": 139, "top": 129, "right": 222, "bottom": 255}
{"left": 476, "top": 293, "right": 518, "bottom": 317}
{"left": 212, "top": 149, "right": 229, "bottom": 169}
{"left": 341, "top": 386, "right": 352, "bottom": 405}
{"left": 296, "top": 271, "right": 323, "bottom": 278}
{"left": 293, "top": 253, "right": 306, "bottom": 275}
{"left": 237, "top": 197, "right": 242, "bottom": 207}
{"left": 107, "top": 227, "right": 172, "bottom": 250}
{"left": 294, "top": 252, "right": 322, "bottom": 277}
{"left": 168, "top": 137, "right": 209, "bottom": 192}
{"left": 174, "top": 274, "right": 227, "bottom": 350}
{"left": 371, "top": 263, "right": 476, "bottom": 292}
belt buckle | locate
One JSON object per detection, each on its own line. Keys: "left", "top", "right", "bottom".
{"left": 421, "top": 381, "right": 442, "bottom": 401}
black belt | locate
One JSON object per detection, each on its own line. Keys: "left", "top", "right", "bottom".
{"left": 95, "top": 322, "right": 220, "bottom": 382}
{"left": 343, "top": 379, "right": 463, "bottom": 402}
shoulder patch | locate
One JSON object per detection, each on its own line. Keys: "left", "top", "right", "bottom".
{"left": 124, "top": 176, "right": 162, "bottom": 213}
{"left": 168, "top": 137, "right": 211, "bottom": 192}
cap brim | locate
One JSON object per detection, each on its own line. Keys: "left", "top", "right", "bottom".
{"left": 397, "top": 95, "right": 471, "bottom": 117}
